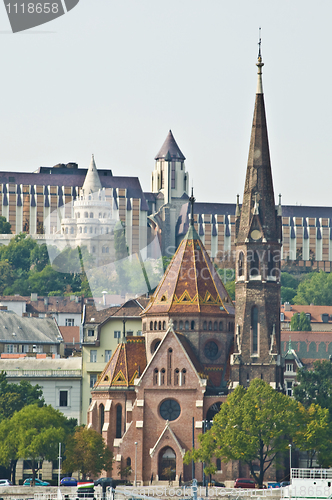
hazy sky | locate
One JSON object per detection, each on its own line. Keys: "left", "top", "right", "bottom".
{"left": 0, "top": 1, "right": 331, "bottom": 207}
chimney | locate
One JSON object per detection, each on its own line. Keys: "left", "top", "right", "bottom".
{"left": 102, "top": 291, "right": 107, "bottom": 307}
{"left": 284, "top": 302, "right": 291, "bottom": 311}
{"left": 31, "top": 293, "right": 38, "bottom": 301}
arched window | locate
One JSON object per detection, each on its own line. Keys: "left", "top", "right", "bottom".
{"left": 77, "top": 212, "right": 80, "bottom": 218}
{"left": 238, "top": 251, "right": 244, "bottom": 277}
{"left": 99, "top": 213, "right": 102, "bottom": 218}
{"left": 84, "top": 227, "right": 87, "bottom": 233}
{"left": 84, "top": 212, "right": 88, "bottom": 218}
{"left": 191, "top": 321, "right": 195, "bottom": 330}
{"left": 95, "top": 227, "right": 97, "bottom": 233}
{"left": 70, "top": 227, "right": 74, "bottom": 234}
{"left": 103, "top": 213, "right": 106, "bottom": 218}
{"left": 208, "top": 321, "right": 212, "bottom": 331}
{"left": 167, "top": 348, "right": 172, "bottom": 385}
{"left": 99, "top": 404, "right": 104, "bottom": 434}
{"left": 250, "top": 251, "right": 260, "bottom": 277}
{"left": 65, "top": 227, "right": 68, "bottom": 234}
{"left": 219, "top": 321, "right": 223, "bottom": 331}
{"left": 173, "top": 321, "right": 177, "bottom": 330}
{"left": 181, "top": 369, "right": 186, "bottom": 386}
{"left": 102, "top": 247, "right": 105, "bottom": 254}
{"left": 92, "top": 246, "right": 96, "bottom": 253}
{"left": 153, "top": 368, "right": 158, "bottom": 385}
{"left": 160, "top": 368, "right": 165, "bottom": 385}
{"left": 214, "top": 321, "right": 218, "bottom": 331}
{"left": 90, "top": 227, "right": 93, "bottom": 234}
{"left": 174, "top": 368, "right": 179, "bottom": 385}
{"left": 150, "top": 321, "right": 153, "bottom": 331}
{"left": 216, "top": 458, "right": 221, "bottom": 470}
{"left": 163, "top": 321, "right": 166, "bottom": 330}
{"left": 179, "top": 321, "right": 183, "bottom": 330}
{"left": 126, "top": 457, "right": 131, "bottom": 467}
{"left": 154, "top": 321, "right": 157, "bottom": 330}
{"left": 90, "top": 212, "right": 93, "bottom": 218}
{"left": 185, "top": 320, "right": 189, "bottom": 330}
{"left": 203, "top": 321, "right": 207, "bottom": 330}
{"left": 79, "top": 227, "right": 82, "bottom": 233}
{"left": 116, "top": 404, "right": 122, "bottom": 438}
{"left": 251, "top": 306, "right": 258, "bottom": 354}
{"left": 158, "top": 321, "right": 162, "bottom": 331}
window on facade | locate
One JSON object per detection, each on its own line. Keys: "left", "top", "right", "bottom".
{"left": 203, "top": 321, "right": 207, "bottom": 330}
{"left": 5, "top": 344, "right": 17, "bottom": 353}
{"left": 114, "top": 331, "right": 121, "bottom": 339}
{"left": 154, "top": 321, "right": 157, "bottom": 330}
{"left": 87, "top": 329, "right": 94, "bottom": 337}
{"left": 90, "top": 373, "right": 97, "bottom": 388}
{"left": 153, "top": 368, "right": 158, "bottom": 385}
{"left": 216, "top": 458, "right": 221, "bottom": 470}
{"left": 251, "top": 306, "right": 258, "bottom": 354}
{"left": 126, "top": 331, "right": 133, "bottom": 337}
{"left": 287, "top": 381, "right": 293, "bottom": 397}
{"left": 181, "top": 369, "right": 186, "bottom": 385}
{"left": 84, "top": 227, "right": 87, "bottom": 233}
{"left": 219, "top": 321, "right": 223, "bottom": 331}
{"left": 150, "top": 321, "right": 153, "bottom": 331}
{"left": 137, "top": 330, "right": 142, "bottom": 336}
{"left": 250, "top": 251, "right": 260, "bottom": 277}
{"left": 208, "top": 321, "right": 212, "bottom": 331}
{"left": 105, "top": 350, "right": 112, "bottom": 362}
{"left": 214, "top": 321, "right": 218, "bottom": 331}
{"left": 90, "top": 227, "right": 93, "bottom": 234}
{"left": 126, "top": 457, "right": 131, "bottom": 467}
{"left": 99, "top": 404, "right": 104, "bottom": 433}
{"left": 116, "top": 405, "right": 122, "bottom": 438}
{"left": 22, "top": 344, "right": 30, "bottom": 353}
{"left": 238, "top": 251, "right": 244, "bottom": 277}
{"left": 70, "top": 227, "right": 74, "bottom": 234}
{"left": 174, "top": 368, "right": 179, "bottom": 385}
{"left": 191, "top": 321, "right": 195, "bottom": 330}
{"left": 65, "top": 318, "right": 74, "bottom": 326}
{"left": 161, "top": 368, "right": 165, "bottom": 385}
{"left": 59, "top": 390, "right": 68, "bottom": 407}
{"left": 179, "top": 321, "right": 183, "bottom": 330}
{"left": 65, "top": 227, "right": 68, "bottom": 234}
{"left": 77, "top": 212, "right": 80, "bottom": 218}
{"left": 185, "top": 320, "right": 189, "bottom": 330}
{"left": 163, "top": 321, "right": 166, "bottom": 330}
{"left": 171, "top": 162, "right": 176, "bottom": 189}
{"left": 158, "top": 321, "right": 162, "bottom": 331}
{"left": 90, "top": 350, "right": 97, "bottom": 363}
{"left": 89, "top": 213, "right": 93, "bottom": 218}
{"left": 99, "top": 213, "right": 102, "bottom": 218}
{"left": 286, "top": 364, "right": 294, "bottom": 372}
{"left": 173, "top": 321, "right": 177, "bottom": 330}
{"left": 79, "top": 227, "right": 82, "bottom": 233}
{"left": 84, "top": 212, "right": 88, "bottom": 218}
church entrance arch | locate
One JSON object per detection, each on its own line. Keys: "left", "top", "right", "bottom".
{"left": 206, "top": 402, "right": 222, "bottom": 429}
{"left": 158, "top": 447, "right": 176, "bottom": 481}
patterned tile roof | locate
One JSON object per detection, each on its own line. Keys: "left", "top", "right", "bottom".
{"left": 143, "top": 225, "right": 234, "bottom": 316}
{"left": 154, "top": 130, "right": 186, "bottom": 161}
{"left": 93, "top": 337, "right": 146, "bottom": 389}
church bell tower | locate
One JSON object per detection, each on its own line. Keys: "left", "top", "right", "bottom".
{"left": 230, "top": 42, "right": 283, "bottom": 390}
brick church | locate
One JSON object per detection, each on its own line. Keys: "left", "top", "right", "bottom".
{"left": 87, "top": 49, "right": 283, "bottom": 484}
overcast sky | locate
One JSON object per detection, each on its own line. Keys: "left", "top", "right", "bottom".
{"left": 0, "top": 1, "right": 331, "bottom": 207}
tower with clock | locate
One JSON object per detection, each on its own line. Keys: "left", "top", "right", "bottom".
{"left": 230, "top": 45, "right": 283, "bottom": 390}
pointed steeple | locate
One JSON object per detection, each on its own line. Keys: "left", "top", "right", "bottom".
{"left": 82, "top": 154, "right": 102, "bottom": 195}
{"left": 236, "top": 44, "right": 279, "bottom": 244}
{"left": 155, "top": 130, "right": 186, "bottom": 161}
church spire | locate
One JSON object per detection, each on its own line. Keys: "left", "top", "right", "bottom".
{"left": 256, "top": 28, "right": 264, "bottom": 94}
{"left": 236, "top": 41, "right": 279, "bottom": 245}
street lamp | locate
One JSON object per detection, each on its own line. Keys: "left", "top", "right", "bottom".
{"left": 134, "top": 442, "right": 138, "bottom": 487}
{"left": 289, "top": 444, "right": 292, "bottom": 481}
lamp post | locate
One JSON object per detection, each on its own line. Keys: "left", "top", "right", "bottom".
{"left": 289, "top": 444, "right": 292, "bottom": 481}
{"left": 134, "top": 441, "right": 138, "bottom": 487}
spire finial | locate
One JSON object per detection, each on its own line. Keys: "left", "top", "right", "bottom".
{"left": 235, "top": 194, "right": 241, "bottom": 217}
{"left": 277, "top": 193, "right": 282, "bottom": 216}
{"left": 189, "top": 187, "right": 195, "bottom": 226}
{"left": 256, "top": 28, "right": 264, "bottom": 94}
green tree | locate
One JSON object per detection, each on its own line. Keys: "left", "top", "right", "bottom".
{"left": 185, "top": 379, "right": 298, "bottom": 487}
{"left": 62, "top": 426, "right": 113, "bottom": 480}
{"left": 294, "top": 360, "right": 332, "bottom": 416}
{"left": 0, "top": 405, "right": 70, "bottom": 485}
{"left": 0, "top": 216, "right": 11, "bottom": 234}
{"left": 294, "top": 403, "right": 330, "bottom": 468}
{"left": 0, "top": 261, "right": 14, "bottom": 295}
{"left": 290, "top": 312, "right": 311, "bottom": 331}
{"left": 293, "top": 271, "right": 332, "bottom": 305}
{"left": 0, "top": 372, "right": 44, "bottom": 423}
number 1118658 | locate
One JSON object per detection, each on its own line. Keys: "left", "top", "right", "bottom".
{"left": 6, "top": 3, "right": 59, "bottom": 13}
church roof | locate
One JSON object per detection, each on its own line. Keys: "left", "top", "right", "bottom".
{"left": 236, "top": 54, "right": 280, "bottom": 244}
{"left": 82, "top": 155, "right": 102, "bottom": 195}
{"left": 93, "top": 337, "right": 146, "bottom": 390}
{"left": 154, "top": 130, "right": 186, "bottom": 161}
{"left": 142, "top": 224, "right": 234, "bottom": 316}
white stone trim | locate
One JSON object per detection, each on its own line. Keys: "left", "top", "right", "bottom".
{"left": 195, "top": 400, "right": 203, "bottom": 407}
{"left": 136, "top": 400, "right": 144, "bottom": 407}
{"left": 136, "top": 421, "right": 144, "bottom": 428}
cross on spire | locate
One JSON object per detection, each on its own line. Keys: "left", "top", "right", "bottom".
{"left": 189, "top": 187, "right": 195, "bottom": 226}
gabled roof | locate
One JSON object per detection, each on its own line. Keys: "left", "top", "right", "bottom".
{"left": 137, "top": 325, "right": 206, "bottom": 387}
{"left": 84, "top": 297, "right": 149, "bottom": 325}
{"left": 26, "top": 296, "right": 82, "bottom": 315}
{"left": 142, "top": 225, "right": 234, "bottom": 316}
{"left": 154, "top": 130, "right": 186, "bottom": 161}
{"left": 149, "top": 420, "right": 186, "bottom": 458}
{"left": 93, "top": 337, "right": 146, "bottom": 389}
{"left": 281, "top": 304, "right": 332, "bottom": 324}
{"left": 0, "top": 311, "right": 62, "bottom": 344}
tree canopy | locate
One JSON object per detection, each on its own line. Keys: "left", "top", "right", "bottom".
{"left": 293, "top": 271, "right": 332, "bottom": 305}
{"left": 62, "top": 426, "right": 113, "bottom": 480}
{"left": 0, "top": 371, "right": 44, "bottom": 422}
{"left": 294, "top": 360, "right": 332, "bottom": 415}
{"left": 185, "top": 379, "right": 299, "bottom": 487}
{"left": 0, "top": 216, "right": 11, "bottom": 234}
{"left": 0, "top": 405, "right": 74, "bottom": 484}
{"left": 290, "top": 312, "right": 312, "bottom": 331}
